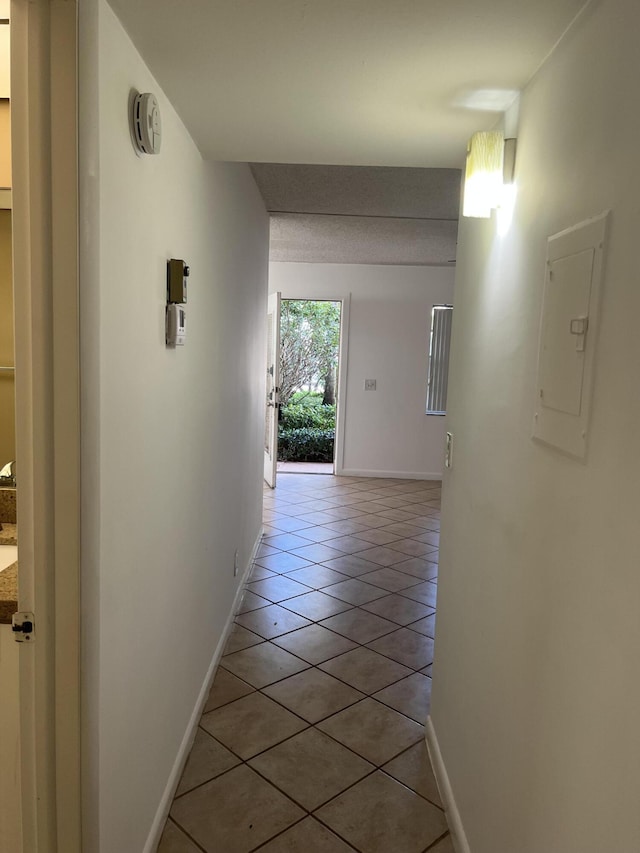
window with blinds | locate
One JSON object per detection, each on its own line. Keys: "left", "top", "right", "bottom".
{"left": 426, "top": 305, "right": 453, "bottom": 415}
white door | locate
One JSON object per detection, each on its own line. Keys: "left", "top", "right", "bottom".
{"left": 264, "top": 292, "right": 281, "bottom": 488}
{"left": 11, "top": 1, "right": 81, "bottom": 849}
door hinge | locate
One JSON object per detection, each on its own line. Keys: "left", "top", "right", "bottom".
{"left": 12, "top": 611, "right": 35, "bottom": 643}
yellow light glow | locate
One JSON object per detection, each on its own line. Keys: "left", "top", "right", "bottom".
{"left": 497, "top": 183, "right": 517, "bottom": 236}
{"left": 462, "top": 131, "right": 504, "bottom": 218}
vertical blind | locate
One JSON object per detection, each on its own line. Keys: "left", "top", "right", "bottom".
{"left": 426, "top": 305, "right": 453, "bottom": 415}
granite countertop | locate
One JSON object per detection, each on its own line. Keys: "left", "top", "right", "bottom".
{"left": 0, "top": 561, "right": 18, "bottom": 624}
{"left": 0, "top": 523, "right": 17, "bottom": 546}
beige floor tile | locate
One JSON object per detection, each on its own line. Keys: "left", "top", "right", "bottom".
{"left": 272, "top": 624, "right": 357, "bottom": 664}
{"left": 157, "top": 819, "right": 202, "bottom": 853}
{"left": 296, "top": 510, "right": 340, "bottom": 525}
{"left": 358, "top": 566, "right": 423, "bottom": 593}
{"left": 250, "top": 565, "right": 277, "bottom": 581}
{"left": 376, "top": 507, "right": 421, "bottom": 522}
{"left": 361, "top": 593, "right": 434, "bottom": 626}
{"left": 293, "top": 524, "right": 342, "bottom": 543}
{"left": 378, "top": 521, "right": 426, "bottom": 538}
{"left": 319, "top": 607, "right": 398, "bottom": 644}
{"left": 204, "top": 668, "right": 254, "bottom": 713}
{"left": 400, "top": 579, "right": 438, "bottom": 607}
{"left": 387, "top": 538, "right": 439, "bottom": 558}
{"left": 171, "top": 765, "right": 304, "bottom": 853}
{"left": 321, "top": 578, "right": 388, "bottom": 605}
{"left": 263, "top": 667, "right": 364, "bottom": 723}
{"left": 317, "top": 698, "right": 424, "bottom": 765}
{"left": 175, "top": 728, "right": 240, "bottom": 796}
{"left": 352, "top": 527, "right": 403, "bottom": 545}
{"left": 235, "top": 603, "right": 311, "bottom": 640}
{"left": 414, "top": 530, "right": 440, "bottom": 546}
{"left": 373, "top": 672, "right": 432, "bottom": 723}
{"left": 200, "top": 691, "right": 307, "bottom": 759}
{"left": 367, "top": 627, "right": 435, "bottom": 670}
{"left": 323, "top": 506, "right": 368, "bottom": 521}
{"left": 237, "top": 590, "right": 271, "bottom": 614}
{"left": 382, "top": 740, "right": 443, "bottom": 807}
{"left": 289, "top": 542, "right": 346, "bottom": 563}
{"left": 408, "top": 515, "right": 440, "bottom": 531}
{"left": 279, "top": 590, "right": 353, "bottom": 621}
{"left": 409, "top": 612, "right": 437, "bottom": 638}
{"left": 284, "top": 565, "right": 349, "bottom": 590}
{"left": 255, "top": 552, "right": 313, "bottom": 573}
{"left": 246, "top": 575, "right": 312, "bottom": 603}
{"left": 249, "top": 728, "right": 374, "bottom": 811}
{"left": 268, "top": 516, "right": 315, "bottom": 533}
{"left": 256, "top": 543, "right": 278, "bottom": 558}
{"left": 320, "top": 554, "right": 382, "bottom": 577}
{"left": 370, "top": 497, "right": 413, "bottom": 509}
{"left": 321, "top": 519, "right": 370, "bottom": 535}
{"left": 257, "top": 817, "right": 354, "bottom": 852}
{"left": 320, "top": 534, "right": 373, "bottom": 553}
{"left": 262, "top": 532, "right": 312, "bottom": 551}
{"left": 221, "top": 642, "right": 309, "bottom": 688}
{"left": 315, "top": 770, "right": 447, "bottom": 853}
{"left": 355, "top": 545, "right": 412, "bottom": 567}
{"left": 223, "top": 624, "right": 264, "bottom": 655}
{"left": 395, "top": 556, "right": 439, "bottom": 581}
{"left": 319, "top": 646, "right": 412, "bottom": 693}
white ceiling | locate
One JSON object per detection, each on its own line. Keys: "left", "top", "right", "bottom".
{"left": 110, "top": 0, "right": 587, "bottom": 168}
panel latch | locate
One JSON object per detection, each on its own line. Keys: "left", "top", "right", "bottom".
{"left": 569, "top": 316, "right": 589, "bottom": 351}
{"left": 11, "top": 611, "right": 35, "bottom": 643}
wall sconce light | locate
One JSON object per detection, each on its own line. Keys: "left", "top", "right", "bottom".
{"left": 462, "top": 131, "right": 504, "bottom": 218}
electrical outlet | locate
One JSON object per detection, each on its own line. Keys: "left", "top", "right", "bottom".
{"left": 233, "top": 550, "right": 239, "bottom": 577}
{"left": 364, "top": 379, "right": 377, "bottom": 391}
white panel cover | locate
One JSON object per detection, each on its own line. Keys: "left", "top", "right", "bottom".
{"left": 533, "top": 212, "right": 609, "bottom": 459}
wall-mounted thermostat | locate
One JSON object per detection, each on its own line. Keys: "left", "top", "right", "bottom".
{"left": 167, "top": 258, "right": 190, "bottom": 303}
{"left": 131, "top": 92, "right": 162, "bottom": 155}
{"left": 166, "top": 303, "right": 186, "bottom": 347}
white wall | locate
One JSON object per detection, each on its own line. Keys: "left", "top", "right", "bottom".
{"left": 432, "top": 1, "right": 640, "bottom": 851}
{"left": 269, "top": 262, "right": 455, "bottom": 478}
{"left": 80, "top": 3, "right": 269, "bottom": 851}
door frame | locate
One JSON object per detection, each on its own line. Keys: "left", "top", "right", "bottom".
{"left": 11, "top": 0, "right": 81, "bottom": 849}
{"left": 264, "top": 290, "right": 281, "bottom": 488}
{"left": 277, "top": 294, "right": 350, "bottom": 476}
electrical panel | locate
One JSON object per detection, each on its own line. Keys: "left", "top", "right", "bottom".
{"left": 532, "top": 212, "right": 609, "bottom": 459}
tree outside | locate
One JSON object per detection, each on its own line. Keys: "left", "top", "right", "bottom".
{"left": 278, "top": 300, "right": 340, "bottom": 463}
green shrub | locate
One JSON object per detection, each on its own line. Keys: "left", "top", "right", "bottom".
{"left": 280, "top": 401, "right": 336, "bottom": 431}
{"left": 278, "top": 428, "right": 335, "bottom": 463}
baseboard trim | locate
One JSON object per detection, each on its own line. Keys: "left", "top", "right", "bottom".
{"left": 339, "top": 468, "right": 443, "bottom": 481}
{"left": 143, "top": 526, "right": 263, "bottom": 853}
{"left": 425, "top": 716, "right": 471, "bottom": 853}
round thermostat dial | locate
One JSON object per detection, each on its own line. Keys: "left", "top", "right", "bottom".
{"left": 132, "top": 92, "right": 162, "bottom": 155}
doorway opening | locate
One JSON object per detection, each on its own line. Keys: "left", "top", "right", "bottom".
{"left": 277, "top": 299, "right": 341, "bottom": 475}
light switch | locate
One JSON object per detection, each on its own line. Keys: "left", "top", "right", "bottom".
{"left": 364, "top": 379, "right": 377, "bottom": 391}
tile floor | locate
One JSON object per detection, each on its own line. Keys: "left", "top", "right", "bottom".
{"left": 159, "top": 474, "right": 452, "bottom": 853}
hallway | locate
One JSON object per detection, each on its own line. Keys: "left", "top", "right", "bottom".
{"left": 160, "top": 474, "right": 452, "bottom": 853}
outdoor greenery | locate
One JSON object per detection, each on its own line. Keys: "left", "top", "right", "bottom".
{"left": 278, "top": 303, "right": 339, "bottom": 466}
{"left": 278, "top": 427, "right": 335, "bottom": 463}
{"left": 278, "top": 392, "right": 335, "bottom": 462}
{"left": 280, "top": 394, "right": 336, "bottom": 431}
{"left": 279, "top": 300, "right": 340, "bottom": 406}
